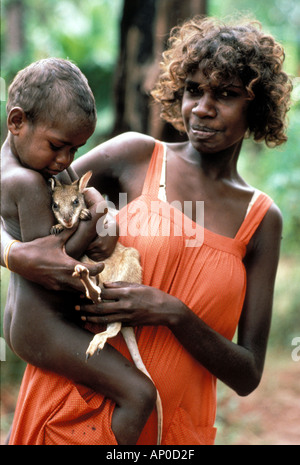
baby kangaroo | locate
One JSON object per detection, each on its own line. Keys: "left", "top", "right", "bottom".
{"left": 49, "top": 170, "right": 162, "bottom": 444}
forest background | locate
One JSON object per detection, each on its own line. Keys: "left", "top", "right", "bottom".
{"left": 1, "top": 0, "right": 299, "bottom": 445}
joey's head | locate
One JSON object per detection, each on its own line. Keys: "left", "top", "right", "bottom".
{"left": 50, "top": 170, "right": 92, "bottom": 229}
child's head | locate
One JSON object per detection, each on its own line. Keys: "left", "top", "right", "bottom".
{"left": 152, "top": 16, "right": 293, "bottom": 147}
{"left": 6, "top": 58, "right": 97, "bottom": 176}
{"left": 7, "top": 57, "right": 97, "bottom": 129}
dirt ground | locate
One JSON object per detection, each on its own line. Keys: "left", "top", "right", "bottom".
{"left": 215, "top": 352, "right": 300, "bottom": 445}
{"left": 1, "top": 352, "right": 299, "bottom": 445}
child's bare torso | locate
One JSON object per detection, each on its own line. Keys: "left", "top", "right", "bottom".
{"left": 2, "top": 138, "right": 27, "bottom": 240}
{"left": 1, "top": 137, "right": 71, "bottom": 346}
{"left": 1, "top": 137, "right": 54, "bottom": 242}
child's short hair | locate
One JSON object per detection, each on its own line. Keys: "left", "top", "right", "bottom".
{"left": 7, "top": 58, "right": 97, "bottom": 127}
{"left": 152, "top": 16, "right": 293, "bottom": 147}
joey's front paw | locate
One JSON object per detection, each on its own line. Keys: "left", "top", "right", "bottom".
{"left": 50, "top": 224, "right": 64, "bottom": 235}
{"left": 79, "top": 208, "right": 92, "bottom": 221}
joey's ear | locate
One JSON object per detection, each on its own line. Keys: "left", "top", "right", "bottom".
{"left": 78, "top": 170, "right": 93, "bottom": 192}
{"left": 49, "top": 177, "right": 62, "bottom": 191}
{"left": 7, "top": 107, "right": 28, "bottom": 135}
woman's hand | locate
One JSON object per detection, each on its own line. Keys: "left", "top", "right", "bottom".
{"left": 78, "top": 282, "right": 187, "bottom": 328}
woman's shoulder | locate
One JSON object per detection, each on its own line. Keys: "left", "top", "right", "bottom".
{"left": 248, "top": 195, "right": 283, "bottom": 255}
{"left": 247, "top": 186, "right": 283, "bottom": 236}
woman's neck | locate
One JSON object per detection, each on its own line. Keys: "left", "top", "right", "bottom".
{"left": 184, "top": 139, "right": 243, "bottom": 181}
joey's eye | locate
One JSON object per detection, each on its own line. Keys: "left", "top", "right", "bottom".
{"left": 72, "top": 198, "right": 79, "bottom": 206}
{"left": 52, "top": 202, "right": 59, "bottom": 210}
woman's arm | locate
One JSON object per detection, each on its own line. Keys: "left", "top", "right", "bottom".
{"left": 80, "top": 204, "right": 282, "bottom": 396}
{"left": 171, "top": 204, "right": 282, "bottom": 396}
{"left": 73, "top": 132, "right": 155, "bottom": 206}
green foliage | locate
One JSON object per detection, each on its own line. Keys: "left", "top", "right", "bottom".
{"left": 1, "top": 0, "right": 123, "bottom": 151}
{"left": 209, "top": 0, "right": 300, "bottom": 75}
{"left": 238, "top": 105, "right": 300, "bottom": 255}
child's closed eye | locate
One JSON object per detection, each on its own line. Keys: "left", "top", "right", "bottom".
{"left": 49, "top": 142, "right": 63, "bottom": 151}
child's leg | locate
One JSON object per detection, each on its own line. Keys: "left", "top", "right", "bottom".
{"left": 7, "top": 276, "right": 157, "bottom": 445}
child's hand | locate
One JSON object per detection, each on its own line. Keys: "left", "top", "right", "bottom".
{"left": 83, "top": 187, "right": 107, "bottom": 213}
{"left": 86, "top": 217, "right": 119, "bottom": 261}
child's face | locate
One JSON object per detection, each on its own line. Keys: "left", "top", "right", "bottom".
{"left": 12, "top": 113, "right": 94, "bottom": 177}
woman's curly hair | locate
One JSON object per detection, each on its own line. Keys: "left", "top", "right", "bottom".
{"left": 151, "top": 16, "right": 293, "bottom": 147}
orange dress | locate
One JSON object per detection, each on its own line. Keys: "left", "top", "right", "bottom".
{"left": 9, "top": 141, "right": 273, "bottom": 445}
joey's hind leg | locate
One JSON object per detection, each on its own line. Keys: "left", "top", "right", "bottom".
{"left": 72, "top": 265, "right": 122, "bottom": 359}
{"left": 86, "top": 322, "right": 122, "bottom": 360}
{"left": 72, "top": 264, "right": 101, "bottom": 303}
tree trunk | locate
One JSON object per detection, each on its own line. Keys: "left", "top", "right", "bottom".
{"left": 1, "top": 0, "right": 26, "bottom": 145}
{"left": 148, "top": 0, "right": 208, "bottom": 141}
{"left": 112, "top": 0, "right": 157, "bottom": 136}
{"left": 5, "top": 0, "right": 25, "bottom": 56}
{"left": 112, "top": 0, "right": 207, "bottom": 141}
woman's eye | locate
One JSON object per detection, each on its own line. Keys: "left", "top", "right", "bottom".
{"left": 188, "top": 86, "right": 198, "bottom": 94}
{"left": 218, "top": 89, "right": 238, "bottom": 98}
{"left": 186, "top": 85, "right": 195, "bottom": 94}
{"left": 184, "top": 80, "right": 200, "bottom": 94}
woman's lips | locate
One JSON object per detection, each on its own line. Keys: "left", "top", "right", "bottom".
{"left": 190, "top": 125, "right": 220, "bottom": 139}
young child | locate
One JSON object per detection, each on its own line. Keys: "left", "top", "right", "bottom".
{"left": 1, "top": 58, "right": 157, "bottom": 445}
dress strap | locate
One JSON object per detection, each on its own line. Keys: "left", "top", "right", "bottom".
{"left": 235, "top": 192, "right": 273, "bottom": 245}
{"left": 244, "top": 189, "right": 262, "bottom": 217}
{"left": 141, "top": 140, "right": 166, "bottom": 199}
{"left": 158, "top": 143, "right": 167, "bottom": 202}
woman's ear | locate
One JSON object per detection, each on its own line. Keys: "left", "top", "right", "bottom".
{"left": 7, "top": 107, "right": 28, "bottom": 135}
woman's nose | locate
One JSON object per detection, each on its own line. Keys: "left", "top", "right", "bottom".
{"left": 192, "top": 93, "right": 217, "bottom": 118}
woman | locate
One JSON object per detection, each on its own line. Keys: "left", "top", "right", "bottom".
{"left": 2, "top": 16, "right": 292, "bottom": 445}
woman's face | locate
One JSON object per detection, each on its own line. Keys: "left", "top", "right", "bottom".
{"left": 181, "top": 69, "right": 251, "bottom": 154}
